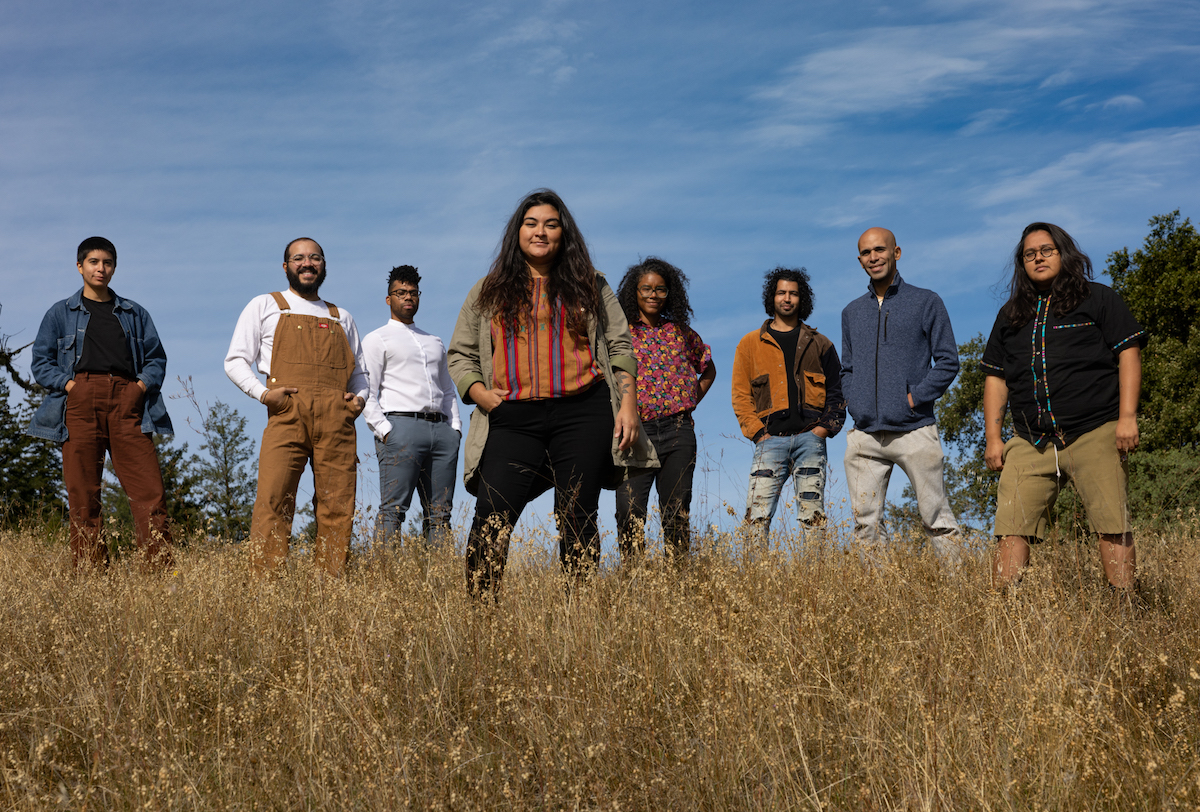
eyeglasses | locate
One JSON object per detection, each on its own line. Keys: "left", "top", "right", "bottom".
{"left": 388, "top": 289, "right": 420, "bottom": 299}
{"left": 1022, "top": 246, "right": 1058, "bottom": 262}
{"left": 288, "top": 253, "right": 325, "bottom": 264}
{"left": 637, "top": 286, "right": 669, "bottom": 297}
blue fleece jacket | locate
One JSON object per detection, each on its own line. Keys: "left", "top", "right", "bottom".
{"left": 840, "top": 274, "right": 958, "bottom": 432}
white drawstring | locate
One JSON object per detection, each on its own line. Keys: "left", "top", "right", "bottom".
{"left": 1053, "top": 444, "right": 1061, "bottom": 479}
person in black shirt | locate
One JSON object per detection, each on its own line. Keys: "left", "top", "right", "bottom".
{"left": 981, "top": 222, "right": 1145, "bottom": 591}
{"left": 27, "top": 237, "right": 175, "bottom": 570}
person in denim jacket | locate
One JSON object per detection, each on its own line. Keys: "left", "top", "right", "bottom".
{"left": 26, "top": 237, "right": 174, "bottom": 570}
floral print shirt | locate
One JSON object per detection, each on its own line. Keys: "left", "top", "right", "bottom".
{"left": 629, "top": 320, "right": 712, "bottom": 420}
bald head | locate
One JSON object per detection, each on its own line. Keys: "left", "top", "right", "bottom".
{"left": 857, "top": 227, "right": 901, "bottom": 295}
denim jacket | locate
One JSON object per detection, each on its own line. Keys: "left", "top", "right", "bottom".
{"left": 26, "top": 287, "right": 173, "bottom": 442}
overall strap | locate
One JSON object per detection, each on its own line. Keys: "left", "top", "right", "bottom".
{"left": 325, "top": 302, "right": 340, "bottom": 319}
{"left": 270, "top": 291, "right": 290, "bottom": 311}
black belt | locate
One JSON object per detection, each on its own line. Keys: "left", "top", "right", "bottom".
{"left": 386, "top": 411, "right": 447, "bottom": 423}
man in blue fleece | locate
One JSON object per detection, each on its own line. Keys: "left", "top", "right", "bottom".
{"left": 841, "top": 227, "right": 962, "bottom": 555}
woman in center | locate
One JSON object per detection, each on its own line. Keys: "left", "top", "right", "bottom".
{"left": 448, "top": 189, "right": 656, "bottom": 596}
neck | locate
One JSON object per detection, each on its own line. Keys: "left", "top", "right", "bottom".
{"left": 526, "top": 259, "right": 552, "bottom": 279}
{"left": 771, "top": 314, "right": 800, "bottom": 331}
{"left": 639, "top": 311, "right": 661, "bottom": 328}
{"left": 288, "top": 286, "right": 321, "bottom": 302}
{"left": 872, "top": 269, "right": 896, "bottom": 299}
{"left": 391, "top": 315, "right": 415, "bottom": 325}
{"left": 82, "top": 284, "right": 112, "bottom": 302}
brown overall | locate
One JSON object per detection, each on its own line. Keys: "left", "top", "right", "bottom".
{"left": 247, "top": 292, "right": 358, "bottom": 575}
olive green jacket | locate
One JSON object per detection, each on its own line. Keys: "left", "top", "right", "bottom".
{"left": 447, "top": 272, "right": 659, "bottom": 496}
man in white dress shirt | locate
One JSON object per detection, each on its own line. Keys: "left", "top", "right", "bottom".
{"left": 224, "top": 238, "right": 369, "bottom": 575}
{"left": 362, "top": 265, "right": 461, "bottom": 548}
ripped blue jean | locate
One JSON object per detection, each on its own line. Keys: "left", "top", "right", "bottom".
{"left": 744, "top": 431, "right": 827, "bottom": 540}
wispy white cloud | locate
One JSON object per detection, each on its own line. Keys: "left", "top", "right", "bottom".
{"left": 959, "top": 108, "right": 1011, "bottom": 136}
{"left": 1097, "top": 94, "right": 1145, "bottom": 111}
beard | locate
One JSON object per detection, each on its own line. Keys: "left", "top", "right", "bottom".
{"left": 286, "top": 266, "right": 327, "bottom": 297}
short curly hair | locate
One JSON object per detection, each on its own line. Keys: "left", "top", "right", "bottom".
{"left": 387, "top": 264, "right": 421, "bottom": 291}
{"left": 761, "top": 267, "right": 814, "bottom": 320}
{"left": 616, "top": 257, "right": 694, "bottom": 330}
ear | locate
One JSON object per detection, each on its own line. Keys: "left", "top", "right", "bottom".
{"left": 893, "top": 246, "right": 902, "bottom": 260}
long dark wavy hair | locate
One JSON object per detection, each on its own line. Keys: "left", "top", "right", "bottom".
{"left": 761, "top": 267, "right": 814, "bottom": 321}
{"left": 1001, "top": 222, "right": 1093, "bottom": 326}
{"left": 476, "top": 189, "right": 603, "bottom": 336}
{"left": 616, "top": 256, "right": 694, "bottom": 330}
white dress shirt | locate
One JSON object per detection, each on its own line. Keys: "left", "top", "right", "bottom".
{"left": 360, "top": 319, "right": 462, "bottom": 441}
{"left": 224, "top": 290, "right": 370, "bottom": 403}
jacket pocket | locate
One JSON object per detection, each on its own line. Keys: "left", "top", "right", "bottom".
{"left": 802, "top": 371, "right": 827, "bottom": 409}
{"left": 750, "top": 374, "right": 772, "bottom": 412}
{"left": 57, "top": 334, "right": 76, "bottom": 375}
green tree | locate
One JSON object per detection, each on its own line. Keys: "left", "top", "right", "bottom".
{"left": 196, "top": 400, "right": 256, "bottom": 542}
{"left": 0, "top": 379, "right": 64, "bottom": 524}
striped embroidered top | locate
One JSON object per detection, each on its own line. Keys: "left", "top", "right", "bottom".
{"left": 980, "top": 282, "right": 1146, "bottom": 448}
{"left": 490, "top": 276, "right": 600, "bottom": 400}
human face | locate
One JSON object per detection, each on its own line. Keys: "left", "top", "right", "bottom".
{"left": 635, "top": 272, "right": 669, "bottom": 324}
{"left": 773, "top": 280, "right": 801, "bottom": 319}
{"left": 283, "top": 239, "right": 326, "bottom": 298}
{"left": 77, "top": 250, "right": 116, "bottom": 298}
{"left": 1022, "top": 230, "right": 1061, "bottom": 290}
{"left": 518, "top": 204, "right": 562, "bottom": 270}
{"left": 857, "top": 228, "right": 901, "bottom": 289}
{"left": 387, "top": 282, "right": 420, "bottom": 324}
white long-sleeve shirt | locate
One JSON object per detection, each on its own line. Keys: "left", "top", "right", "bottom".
{"left": 360, "top": 319, "right": 462, "bottom": 441}
{"left": 224, "top": 291, "right": 370, "bottom": 404}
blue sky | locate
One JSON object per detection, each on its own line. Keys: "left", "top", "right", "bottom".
{"left": 4, "top": 0, "right": 1199, "bottom": 548}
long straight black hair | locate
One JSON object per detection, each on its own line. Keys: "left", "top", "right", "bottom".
{"left": 1001, "top": 222, "right": 1093, "bottom": 326}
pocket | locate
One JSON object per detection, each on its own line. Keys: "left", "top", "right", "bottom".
{"left": 802, "top": 370, "right": 827, "bottom": 409}
{"left": 750, "top": 374, "right": 771, "bottom": 412}
{"left": 57, "top": 334, "right": 76, "bottom": 370}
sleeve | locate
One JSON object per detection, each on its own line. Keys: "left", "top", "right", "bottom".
{"left": 136, "top": 307, "right": 168, "bottom": 393}
{"left": 597, "top": 275, "right": 636, "bottom": 378}
{"left": 839, "top": 306, "right": 854, "bottom": 396}
{"left": 980, "top": 312, "right": 1009, "bottom": 378}
{"left": 685, "top": 326, "right": 713, "bottom": 375}
{"left": 30, "top": 306, "right": 71, "bottom": 393}
{"left": 1097, "top": 286, "right": 1148, "bottom": 353}
{"left": 447, "top": 280, "right": 487, "bottom": 402}
{"left": 730, "top": 333, "right": 763, "bottom": 441}
{"left": 341, "top": 315, "right": 371, "bottom": 401}
{"left": 438, "top": 353, "right": 462, "bottom": 433}
{"left": 224, "top": 298, "right": 269, "bottom": 402}
{"left": 360, "top": 331, "right": 391, "bottom": 441}
{"left": 909, "top": 294, "right": 959, "bottom": 407}
{"left": 817, "top": 342, "right": 846, "bottom": 437}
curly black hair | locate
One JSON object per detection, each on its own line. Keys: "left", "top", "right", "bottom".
{"left": 761, "top": 267, "right": 814, "bottom": 320}
{"left": 476, "top": 189, "right": 603, "bottom": 336}
{"left": 1000, "top": 222, "right": 1093, "bottom": 327}
{"left": 615, "top": 257, "right": 694, "bottom": 330}
{"left": 387, "top": 264, "right": 420, "bottom": 290}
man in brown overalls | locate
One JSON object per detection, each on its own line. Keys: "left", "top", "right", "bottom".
{"left": 224, "top": 238, "right": 370, "bottom": 575}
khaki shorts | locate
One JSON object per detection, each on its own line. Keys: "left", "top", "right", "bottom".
{"left": 993, "top": 421, "right": 1130, "bottom": 539}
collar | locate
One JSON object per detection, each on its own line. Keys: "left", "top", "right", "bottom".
{"left": 866, "top": 272, "right": 904, "bottom": 299}
{"left": 68, "top": 287, "right": 130, "bottom": 310}
{"left": 758, "top": 319, "right": 813, "bottom": 341}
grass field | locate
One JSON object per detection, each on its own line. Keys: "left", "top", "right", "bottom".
{"left": 1, "top": 519, "right": 1197, "bottom": 810}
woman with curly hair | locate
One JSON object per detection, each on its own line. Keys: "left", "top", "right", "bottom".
{"left": 448, "top": 189, "right": 657, "bottom": 596}
{"left": 981, "top": 222, "right": 1146, "bottom": 592}
{"left": 613, "top": 257, "right": 715, "bottom": 565}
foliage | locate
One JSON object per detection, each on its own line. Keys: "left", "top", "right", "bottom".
{"left": 0, "top": 380, "right": 63, "bottom": 524}
{"left": 195, "top": 400, "right": 256, "bottom": 542}
{"left": 1107, "top": 210, "right": 1200, "bottom": 451}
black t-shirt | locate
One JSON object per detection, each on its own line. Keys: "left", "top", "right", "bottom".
{"left": 77, "top": 297, "right": 136, "bottom": 377}
{"left": 763, "top": 325, "right": 808, "bottom": 436}
{"left": 980, "top": 282, "right": 1146, "bottom": 448}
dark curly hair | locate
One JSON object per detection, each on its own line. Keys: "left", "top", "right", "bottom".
{"left": 761, "top": 267, "right": 814, "bottom": 321}
{"left": 616, "top": 257, "right": 694, "bottom": 330}
{"left": 1001, "top": 222, "right": 1092, "bottom": 326}
{"left": 387, "top": 264, "right": 420, "bottom": 290}
{"left": 476, "top": 189, "right": 603, "bottom": 336}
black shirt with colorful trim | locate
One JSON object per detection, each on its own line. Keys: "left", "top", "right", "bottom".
{"left": 980, "top": 282, "right": 1146, "bottom": 449}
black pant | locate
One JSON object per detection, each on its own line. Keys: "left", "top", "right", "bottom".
{"left": 615, "top": 411, "right": 696, "bottom": 563}
{"left": 467, "top": 382, "right": 613, "bottom": 595}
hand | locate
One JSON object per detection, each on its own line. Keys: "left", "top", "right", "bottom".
{"left": 907, "top": 392, "right": 915, "bottom": 409}
{"left": 136, "top": 379, "right": 147, "bottom": 393}
{"left": 811, "top": 426, "right": 829, "bottom": 439}
{"left": 985, "top": 438, "right": 1005, "bottom": 471}
{"left": 344, "top": 392, "right": 365, "bottom": 416}
{"left": 262, "top": 387, "right": 298, "bottom": 414}
{"left": 1115, "top": 415, "right": 1139, "bottom": 455}
{"left": 65, "top": 379, "right": 75, "bottom": 393}
{"left": 468, "top": 383, "right": 509, "bottom": 414}
{"left": 755, "top": 431, "right": 770, "bottom": 444}
{"left": 614, "top": 402, "right": 639, "bottom": 452}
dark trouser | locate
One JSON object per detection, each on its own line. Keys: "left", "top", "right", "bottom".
{"left": 62, "top": 372, "right": 173, "bottom": 570}
{"left": 466, "top": 382, "right": 613, "bottom": 596}
{"left": 615, "top": 411, "right": 696, "bottom": 564}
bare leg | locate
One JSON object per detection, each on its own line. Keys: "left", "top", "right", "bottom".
{"left": 993, "top": 535, "right": 1031, "bottom": 588}
{"left": 1097, "top": 532, "right": 1136, "bottom": 588}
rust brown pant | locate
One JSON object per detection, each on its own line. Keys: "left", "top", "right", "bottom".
{"left": 63, "top": 372, "right": 173, "bottom": 570}
{"left": 248, "top": 387, "right": 358, "bottom": 575}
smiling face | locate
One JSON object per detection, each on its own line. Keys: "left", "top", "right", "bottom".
{"left": 1022, "top": 230, "right": 1062, "bottom": 290}
{"left": 283, "top": 238, "right": 326, "bottom": 298}
{"left": 77, "top": 250, "right": 116, "bottom": 299}
{"left": 635, "top": 272, "right": 669, "bottom": 324}
{"left": 773, "top": 280, "right": 801, "bottom": 320}
{"left": 518, "top": 204, "right": 563, "bottom": 271}
{"left": 857, "top": 227, "right": 901, "bottom": 292}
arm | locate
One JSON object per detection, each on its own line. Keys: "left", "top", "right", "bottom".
{"left": 983, "top": 374, "right": 1009, "bottom": 471}
{"left": 612, "top": 369, "right": 639, "bottom": 451}
{"left": 596, "top": 274, "right": 639, "bottom": 451}
{"left": 1116, "top": 345, "right": 1140, "bottom": 454}
{"left": 730, "top": 335, "right": 765, "bottom": 442}
{"left": 696, "top": 360, "right": 716, "bottom": 404}
{"left": 342, "top": 315, "right": 370, "bottom": 408}
{"left": 447, "top": 280, "right": 496, "bottom": 404}
{"left": 30, "top": 306, "right": 72, "bottom": 393}
{"left": 815, "top": 343, "right": 845, "bottom": 438}
{"left": 839, "top": 308, "right": 854, "bottom": 399}
{"left": 437, "top": 351, "right": 463, "bottom": 433}
{"left": 910, "top": 296, "right": 960, "bottom": 407}
{"left": 224, "top": 298, "right": 272, "bottom": 403}
{"left": 135, "top": 307, "right": 168, "bottom": 394}
{"left": 360, "top": 333, "right": 391, "bottom": 440}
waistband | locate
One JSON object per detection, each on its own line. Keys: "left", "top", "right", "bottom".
{"left": 74, "top": 371, "right": 138, "bottom": 382}
{"left": 642, "top": 410, "right": 693, "bottom": 428}
{"left": 386, "top": 411, "right": 447, "bottom": 423}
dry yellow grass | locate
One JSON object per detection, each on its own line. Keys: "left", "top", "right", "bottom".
{"left": 1, "top": 518, "right": 1198, "bottom": 810}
